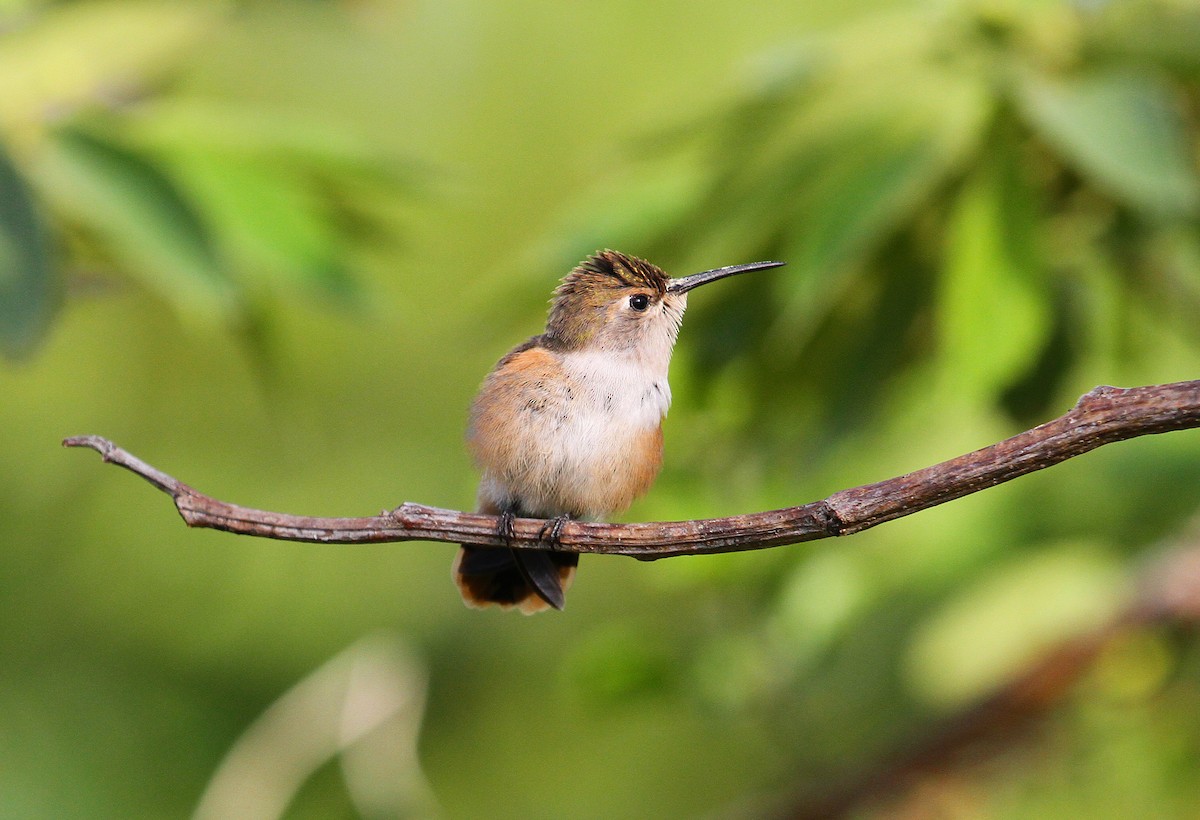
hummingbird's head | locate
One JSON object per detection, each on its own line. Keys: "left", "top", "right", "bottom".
{"left": 544, "top": 250, "right": 784, "bottom": 363}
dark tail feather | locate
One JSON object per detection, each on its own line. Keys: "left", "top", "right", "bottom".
{"left": 453, "top": 546, "right": 578, "bottom": 614}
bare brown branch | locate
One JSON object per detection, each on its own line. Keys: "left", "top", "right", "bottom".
{"left": 63, "top": 380, "right": 1200, "bottom": 557}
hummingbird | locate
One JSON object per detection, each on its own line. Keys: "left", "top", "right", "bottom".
{"left": 454, "top": 250, "right": 784, "bottom": 613}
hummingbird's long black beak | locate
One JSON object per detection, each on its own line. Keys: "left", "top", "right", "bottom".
{"left": 666, "top": 260, "right": 785, "bottom": 294}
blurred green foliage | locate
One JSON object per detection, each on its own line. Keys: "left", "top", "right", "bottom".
{"left": 0, "top": 0, "right": 407, "bottom": 357}
{"left": 3, "top": 0, "right": 1200, "bottom": 818}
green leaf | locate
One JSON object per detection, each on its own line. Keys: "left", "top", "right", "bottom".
{"left": 1017, "top": 69, "right": 1200, "bottom": 216}
{"left": 32, "top": 128, "right": 234, "bottom": 320}
{"left": 166, "top": 150, "right": 356, "bottom": 300}
{"left": 770, "top": 71, "right": 991, "bottom": 345}
{"left": 786, "top": 129, "right": 945, "bottom": 293}
{"left": 938, "top": 136, "right": 1051, "bottom": 404}
{"left": 126, "top": 98, "right": 400, "bottom": 175}
{"left": 905, "top": 544, "right": 1125, "bottom": 707}
{"left": 121, "top": 97, "right": 421, "bottom": 303}
{"left": 0, "top": 1, "right": 219, "bottom": 134}
{"left": 0, "top": 141, "right": 57, "bottom": 359}
{"left": 1084, "top": 2, "right": 1200, "bottom": 78}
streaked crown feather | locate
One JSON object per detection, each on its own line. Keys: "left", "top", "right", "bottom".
{"left": 562, "top": 250, "right": 669, "bottom": 295}
{"left": 545, "top": 250, "right": 669, "bottom": 349}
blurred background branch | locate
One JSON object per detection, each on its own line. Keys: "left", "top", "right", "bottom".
{"left": 787, "top": 527, "right": 1200, "bottom": 819}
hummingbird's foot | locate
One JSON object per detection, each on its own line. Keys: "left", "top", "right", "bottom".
{"left": 493, "top": 506, "right": 566, "bottom": 610}
{"left": 536, "top": 515, "right": 572, "bottom": 551}
{"left": 496, "top": 508, "right": 516, "bottom": 545}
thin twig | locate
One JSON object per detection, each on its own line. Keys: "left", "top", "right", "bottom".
{"left": 63, "top": 380, "right": 1200, "bottom": 558}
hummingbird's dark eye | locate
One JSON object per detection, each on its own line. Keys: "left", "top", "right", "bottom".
{"left": 629, "top": 293, "right": 650, "bottom": 311}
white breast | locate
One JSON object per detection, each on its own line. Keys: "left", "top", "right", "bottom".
{"left": 473, "top": 347, "right": 674, "bottom": 519}
{"left": 562, "top": 349, "right": 672, "bottom": 430}
{"left": 509, "top": 349, "right": 668, "bottom": 516}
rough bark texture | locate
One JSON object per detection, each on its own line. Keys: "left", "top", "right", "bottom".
{"left": 63, "top": 381, "right": 1200, "bottom": 558}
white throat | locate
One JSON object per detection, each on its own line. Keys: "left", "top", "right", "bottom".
{"left": 561, "top": 349, "right": 672, "bottom": 429}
